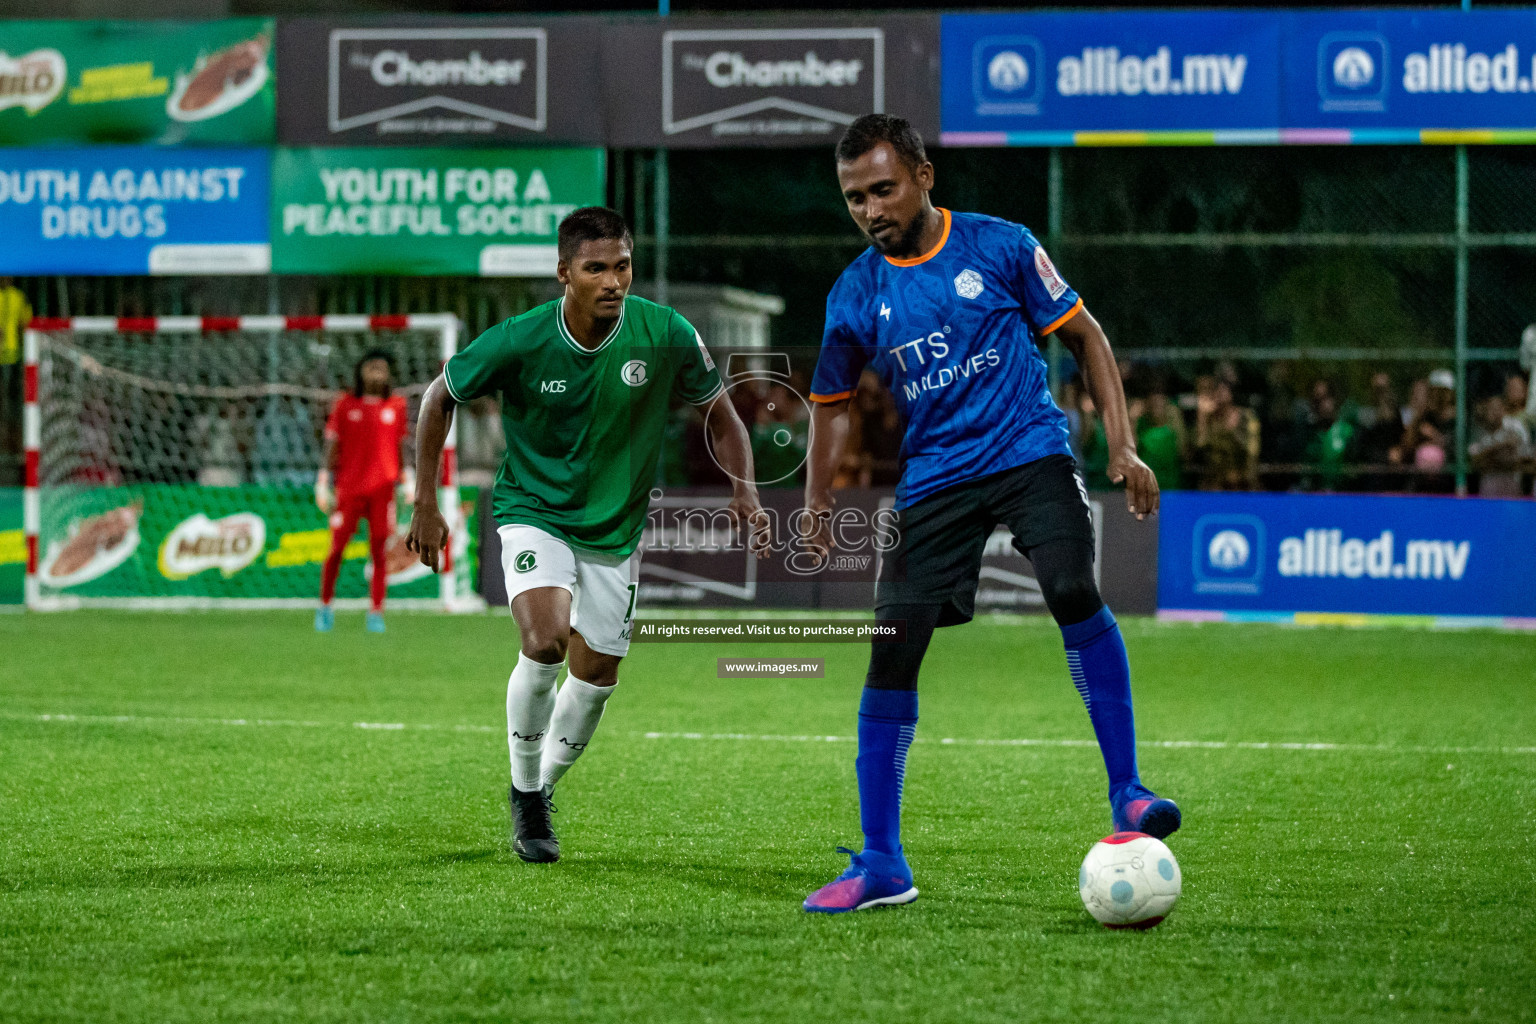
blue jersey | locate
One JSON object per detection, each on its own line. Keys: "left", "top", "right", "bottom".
{"left": 811, "top": 208, "right": 1082, "bottom": 508}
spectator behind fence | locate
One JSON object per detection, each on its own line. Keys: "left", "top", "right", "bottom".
{"left": 1400, "top": 377, "right": 1429, "bottom": 441}
{"left": 1303, "top": 379, "right": 1355, "bottom": 491}
{"left": 1259, "top": 360, "right": 1309, "bottom": 468}
{"left": 1059, "top": 377, "right": 1085, "bottom": 463}
{"left": 1355, "top": 372, "right": 1402, "bottom": 459}
{"left": 1468, "top": 393, "right": 1530, "bottom": 498}
{"left": 1194, "top": 376, "right": 1260, "bottom": 490}
{"left": 1396, "top": 369, "right": 1457, "bottom": 481}
{"left": 1507, "top": 370, "right": 1532, "bottom": 430}
{"left": 1131, "top": 378, "right": 1186, "bottom": 491}
{"left": 842, "top": 369, "right": 902, "bottom": 488}
{"left": 1074, "top": 385, "right": 1111, "bottom": 488}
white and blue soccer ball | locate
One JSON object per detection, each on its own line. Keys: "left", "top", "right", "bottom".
{"left": 1079, "top": 832, "right": 1181, "bottom": 929}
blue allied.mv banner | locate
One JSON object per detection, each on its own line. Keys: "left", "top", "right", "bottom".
{"left": 941, "top": 9, "right": 1536, "bottom": 144}
{"left": 941, "top": 11, "right": 1283, "bottom": 142}
{"left": 1158, "top": 492, "right": 1536, "bottom": 622}
{"left": 1283, "top": 9, "right": 1536, "bottom": 138}
{"left": 0, "top": 148, "right": 271, "bottom": 275}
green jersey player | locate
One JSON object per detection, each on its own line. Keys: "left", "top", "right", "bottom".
{"left": 408, "top": 207, "right": 769, "bottom": 863}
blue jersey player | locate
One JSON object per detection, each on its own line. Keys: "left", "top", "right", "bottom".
{"left": 801, "top": 114, "right": 1180, "bottom": 914}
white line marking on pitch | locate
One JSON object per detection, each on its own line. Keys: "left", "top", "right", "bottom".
{"left": 8, "top": 712, "right": 1533, "bottom": 756}
{"left": 638, "top": 731, "right": 1536, "bottom": 756}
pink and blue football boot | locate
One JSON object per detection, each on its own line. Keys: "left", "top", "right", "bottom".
{"left": 803, "top": 847, "right": 919, "bottom": 914}
{"left": 1112, "top": 784, "right": 1181, "bottom": 839}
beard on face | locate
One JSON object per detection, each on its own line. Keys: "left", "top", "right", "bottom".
{"left": 867, "top": 210, "right": 929, "bottom": 257}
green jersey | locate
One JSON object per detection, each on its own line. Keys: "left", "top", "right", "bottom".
{"left": 444, "top": 295, "right": 724, "bottom": 557}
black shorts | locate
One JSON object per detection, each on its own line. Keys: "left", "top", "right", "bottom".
{"left": 875, "top": 454, "right": 1094, "bottom": 627}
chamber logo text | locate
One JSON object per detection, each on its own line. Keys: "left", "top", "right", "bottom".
{"left": 664, "top": 29, "right": 884, "bottom": 138}
{"left": 328, "top": 28, "right": 547, "bottom": 136}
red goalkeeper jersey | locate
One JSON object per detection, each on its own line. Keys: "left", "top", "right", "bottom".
{"left": 325, "top": 393, "right": 408, "bottom": 498}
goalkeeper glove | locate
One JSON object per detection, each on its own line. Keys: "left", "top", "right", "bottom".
{"left": 398, "top": 468, "right": 417, "bottom": 507}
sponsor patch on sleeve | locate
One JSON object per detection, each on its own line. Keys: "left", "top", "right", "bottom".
{"left": 1033, "top": 246, "right": 1069, "bottom": 302}
{"left": 695, "top": 332, "right": 715, "bottom": 372}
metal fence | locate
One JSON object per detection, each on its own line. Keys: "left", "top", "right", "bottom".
{"left": 7, "top": 144, "right": 1533, "bottom": 493}
{"left": 625, "top": 144, "right": 1534, "bottom": 494}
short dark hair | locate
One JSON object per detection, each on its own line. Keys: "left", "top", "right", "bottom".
{"left": 353, "top": 348, "right": 393, "bottom": 397}
{"left": 835, "top": 113, "right": 927, "bottom": 171}
{"left": 558, "top": 206, "right": 633, "bottom": 261}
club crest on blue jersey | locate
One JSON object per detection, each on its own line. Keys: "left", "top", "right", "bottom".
{"left": 954, "top": 269, "right": 984, "bottom": 300}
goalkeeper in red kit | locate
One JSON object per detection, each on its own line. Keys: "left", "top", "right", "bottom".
{"left": 314, "top": 350, "right": 412, "bottom": 633}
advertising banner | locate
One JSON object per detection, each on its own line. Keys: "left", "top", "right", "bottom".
{"left": 276, "top": 17, "right": 605, "bottom": 146}
{"left": 603, "top": 488, "right": 1156, "bottom": 614}
{"left": 270, "top": 147, "right": 604, "bottom": 276}
{"left": 603, "top": 14, "right": 940, "bottom": 148}
{"left": 1283, "top": 9, "right": 1536, "bottom": 142}
{"left": 0, "top": 19, "right": 274, "bottom": 146}
{"left": 1158, "top": 491, "right": 1536, "bottom": 623}
{"left": 0, "top": 148, "right": 270, "bottom": 275}
{"left": 941, "top": 11, "right": 1281, "bottom": 145}
{"left": 35, "top": 484, "right": 476, "bottom": 604}
{"left": 0, "top": 488, "right": 21, "bottom": 605}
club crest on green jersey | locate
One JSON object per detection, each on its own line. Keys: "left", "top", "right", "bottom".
{"left": 514, "top": 550, "right": 537, "bottom": 572}
{"left": 621, "top": 359, "right": 648, "bottom": 386}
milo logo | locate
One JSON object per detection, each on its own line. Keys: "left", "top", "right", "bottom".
{"left": 0, "top": 49, "right": 66, "bottom": 115}
{"left": 514, "top": 550, "right": 537, "bottom": 572}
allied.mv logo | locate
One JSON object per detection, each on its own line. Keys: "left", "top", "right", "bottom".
{"left": 987, "top": 50, "right": 1029, "bottom": 93}
{"left": 954, "top": 269, "right": 985, "bottom": 300}
{"left": 1332, "top": 47, "right": 1374, "bottom": 89}
{"left": 972, "top": 36, "right": 1044, "bottom": 114}
{"left": 1192, "top": 514, "right": 1265, "bottom": 594}
{"left": 514, "top": 550, "right": 537, "bottom": 573}
{"left": 1318, "top": 34, "right": 1387, "bottom": 111}
{"left": 620, "top": 359, "right": 648, "bottom": 386}
{"left": 1207, "top": 529, "right": 1250, "bottom": 570}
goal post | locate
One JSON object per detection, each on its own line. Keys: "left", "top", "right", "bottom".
{"left": 23, "top": 314, "right": 478, "bottom": 612}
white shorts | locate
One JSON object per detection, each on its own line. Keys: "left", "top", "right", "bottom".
{"left": 498, "top": 523, "right": 641, "bottom": 657}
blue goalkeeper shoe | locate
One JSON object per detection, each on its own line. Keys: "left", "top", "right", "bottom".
{"left": 1112, "top": 784, "right": 1181, "bottom": 840}
{"left": 314, "top": 606, "right": 334, "bottom": 632}
{"left": 803, "top": 847, "right": 918, "bottom": 914}
{"left": 365, "top": 612, "right": 386, "bottom": 633}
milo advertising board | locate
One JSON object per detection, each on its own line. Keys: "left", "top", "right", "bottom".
{"left": 0, "top": 19, "right": 275, "bottom": 145}
{"left": 34, "top": 484, "right": 477, "bottom": 604}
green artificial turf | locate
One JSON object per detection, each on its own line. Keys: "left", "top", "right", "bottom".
{"left": 1, "top": 612, "right": 1532, "bottom": 1022}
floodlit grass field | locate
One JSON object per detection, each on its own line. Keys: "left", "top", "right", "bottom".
{"left": 2, "top": 612, "right": 1533, "bottom": 1023}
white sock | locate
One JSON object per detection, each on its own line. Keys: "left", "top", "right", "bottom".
{"left": 540, "top": 675, "right": 615, "bottom": 788}
{"left": 507, "top": 653, "right": 562, "bottom": 793}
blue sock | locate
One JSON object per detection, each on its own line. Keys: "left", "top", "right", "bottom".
{"left": 1060, "top": 606, "right": 1141, "bottom": 802}
{"left": 856, "top": 687, "right": 918, "bottom": 856}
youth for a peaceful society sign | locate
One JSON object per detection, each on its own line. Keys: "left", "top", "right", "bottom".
{"left": 0, "top": 148, "right": 270, "bottom": 275}
{"left": 270, "top": 147, "right": 605, "bottom": 276}
{"left": 0, "top": 19, "right": 275, "bottom": 146}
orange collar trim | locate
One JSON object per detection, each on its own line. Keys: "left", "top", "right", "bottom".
{"left": 883, "top": 208, "right": 951, "bottom": 267}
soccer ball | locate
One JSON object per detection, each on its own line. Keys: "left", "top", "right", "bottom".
{"left": 1079, "top": 832, "right": 1181, "bottom": 929}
